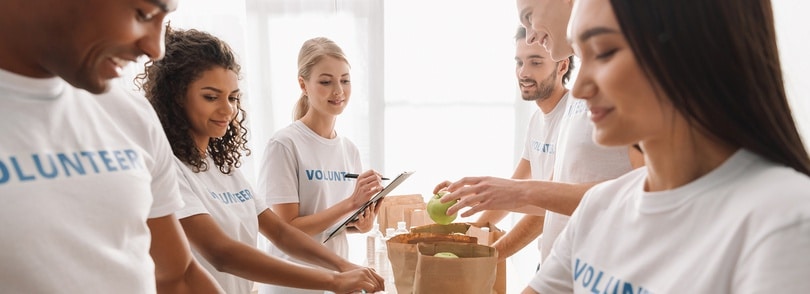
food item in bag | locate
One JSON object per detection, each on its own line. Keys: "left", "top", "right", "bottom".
{"left": 433, "top": 252, "right": 459, "bottom": 258}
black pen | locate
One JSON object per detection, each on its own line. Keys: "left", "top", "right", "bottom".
{"left": 344, "top": 173, "right": 389, "bottom": 180}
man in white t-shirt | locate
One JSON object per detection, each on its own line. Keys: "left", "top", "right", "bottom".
{"left": 437, "top": 3, "right": 643, "bottom": 273}
{"left": 441, "top": 26, "right": 573, "bottom": 265}
{"left": 0, "top": 0, "right": 221, "bottom": 293}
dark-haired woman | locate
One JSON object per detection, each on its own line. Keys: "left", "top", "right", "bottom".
{"left": 527, "top": 0, "right": 810, "bottom": 293}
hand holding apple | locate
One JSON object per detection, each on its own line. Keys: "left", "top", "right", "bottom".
{"left": 427, "top": 190, "right": 458, "bottom": 225}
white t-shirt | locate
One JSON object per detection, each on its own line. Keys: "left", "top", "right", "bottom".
{"left": 175, "top": 157, "right": 267, "bottom": 294}
{"left": 520, "top": 93, "right": 569, "bottom": 255}
{"left": 258, "top": 120, "right": 362, "bottom": 294}
{"left": 532, "top": 149, "right": 810, "bottom": 293}
{"left": 539, "top": 97, "right": 633, "bottom": 263}
{"left": 522, "top": 93, "right": 569, "bottom": 182}
{"left": 0, "top": 69, "right": 183, "bottom": 293}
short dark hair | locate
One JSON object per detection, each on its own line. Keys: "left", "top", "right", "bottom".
{"left": 136, "top": 25, "right": 250, "bottom": 174}
{"left": 610, "top": 0, "right": 809, "bottom": 175}
{"left": 515, "top": 26, "right": 575, "bottom": 86}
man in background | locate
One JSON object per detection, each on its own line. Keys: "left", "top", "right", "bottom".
{"left": 438, "top": 0, "right": 643, "bottom": 276}
{"left": 441, "top": 26, "right": 574, "bottom": 267}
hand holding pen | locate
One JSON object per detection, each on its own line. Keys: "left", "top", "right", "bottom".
{"left": 345, "top": 173, "right": 389, "bottom": 181}
{"left": 345, "top": 170, "right": 386, "bottom": 210}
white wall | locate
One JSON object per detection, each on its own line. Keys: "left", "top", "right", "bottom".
{"left": 773, "top": 0, "right": 810, "bottom": 144}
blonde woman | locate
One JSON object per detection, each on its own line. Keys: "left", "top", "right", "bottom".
{"left": 258, "top": 37, "right": 384, "bottom": 294}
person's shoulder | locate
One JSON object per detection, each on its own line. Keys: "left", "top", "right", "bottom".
{"left": 724, "top": 153, "right": 810, "bottom": 240}
{"left": 337, "top": 134, "right": 359, "bottom": 148}
{"left": 563, "top": 93, "right": 589, "bottom": 118}
{"left": 92, "top": 84, "right": 157, "bottom": 121}
{"left": 269, "top": 122, "right": 302, "bottom": 141}
{"left": 582, "top": 167, "right": 647, "bottom": 206}
{"left": 733, "top": 155, "right": 810, "bottom": 206}
{"left": 173, "top": 156, "right": 197, "bottom": 175}
{"left": 591, "top": 166, "right": 646, "bottom": 191}
{"left": 734, "top": 151, "right": 810, "bottom": 196}
{"left": 265, "top": 122, "right": 308, "bottom": 151}
{"left": 529, "top": 107, "right": 543, "bottom": 119}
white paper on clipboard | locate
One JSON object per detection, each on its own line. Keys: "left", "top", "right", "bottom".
{"left": 324, "top": 171, "right": 415, "bottom": 243}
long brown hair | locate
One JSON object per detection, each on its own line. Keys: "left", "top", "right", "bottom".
{"left": 610, "top": 0, "right": 810, "bottom": 175}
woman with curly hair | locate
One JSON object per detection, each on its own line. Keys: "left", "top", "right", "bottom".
{"left": 136, "top": 26, "right": 383, "bottom": 294}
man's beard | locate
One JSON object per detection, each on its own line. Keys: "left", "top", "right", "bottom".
{"left": 521, "top": 70, "right": 557, "bottom": 101}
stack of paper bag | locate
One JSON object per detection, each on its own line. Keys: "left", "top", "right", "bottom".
{"left": 377, "top": 194, "right": 426, "bottom": 232}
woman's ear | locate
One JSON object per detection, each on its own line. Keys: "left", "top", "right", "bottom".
{"left": 298, "top": 76, "right": 307, "bottom": 96}
{"left": 176, "top": 93, "right": 186, "bottom": 107}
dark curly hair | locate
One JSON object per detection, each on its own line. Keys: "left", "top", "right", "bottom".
{"left": 135, "top": 25, "right": 250, "bottom": 174}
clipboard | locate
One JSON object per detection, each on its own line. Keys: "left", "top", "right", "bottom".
{"left": 324, "top": 171, "right": 415, "bottom": 243}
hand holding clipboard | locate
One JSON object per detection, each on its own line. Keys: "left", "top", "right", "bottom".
{"left": 324, "top": 171, "right": 415, "bottom": 243}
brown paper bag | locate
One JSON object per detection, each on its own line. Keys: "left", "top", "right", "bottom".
{"left": 386, "top": 233, "right": 478, "bottom": 294}
{"left": 410, "top": 222, "right": 508, "bottom": 294}
{"left": 405, "top": 208, "right": 430, "bottom": 229}
{"left": 377, "top": 194, "right": 425, "bottom": 231}
{"left": 466, "top": 223, "right": 507, "bottom": 294}
{"left": 413, "top": 242, "right": 498, "bottom": 294}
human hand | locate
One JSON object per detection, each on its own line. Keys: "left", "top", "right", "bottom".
{"left": 334, "top": 267, "right": 385, "bottom": 294}
{"left": 349, "top": 170, "right": 384, "bottom": 207}
{"left": 439, "top": 176, "right": 528, "bottom": 217}
{"left": 432, "top": 180, "right": 452, "bottom": 195}
{"left": 350, "top": 203, "right": 377, "bottom": 233}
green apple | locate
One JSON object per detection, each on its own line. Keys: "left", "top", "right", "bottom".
{"left": 427, "top": 190, "right": 458, "bottom": 225}
{"left": 433, "top": 252, "right": 459, "bottom": 258}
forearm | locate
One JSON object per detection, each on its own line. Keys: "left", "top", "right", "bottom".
{"left": 279, "top": 200, "right": 356, "bottom": 236}
{"left": 510, "top": 205, "right": 547, "bottom": 216}
{"left": 148, "top": 215, "right": 223, "bottom": 294}
{"left": 518, "top": 180, "right": 598, "bottom": 216}
{"left": 476, "top": 209, "right": 510, "bottom": 227}
{"left": 260, "top": 210, "right": 354, "bottom": 272}
{"left": 214, "top": 243, "right": 338, "bottom": 290}
{"left": 273, "top": 223, "right": 354, "bottom": 272}
{"left": 492, "top": 214, "right": 544, "bottom": 261}
{"left": 156, "top": 259, "right": 222, "bottom": 294}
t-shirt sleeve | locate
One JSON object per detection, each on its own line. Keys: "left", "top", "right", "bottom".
{"left": 529, "top": 187, "right": 597, "bottom": 292}
{"left": 733, "top": 220, "right": 810, "bottom": 292}
{"left": 249, "top": 170, "right": 269, "bottom": 215}
{"left": 146, "top": 111, "right": 184, "bottom": 218}
{"left": 530, "top": 225, "right": 575, "bottom": 292}
{"left": 172, "top": 160, "right": 210, "bottom": 219}
{"left": 258, "top": 138, "right": 301, "bottom": 206}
